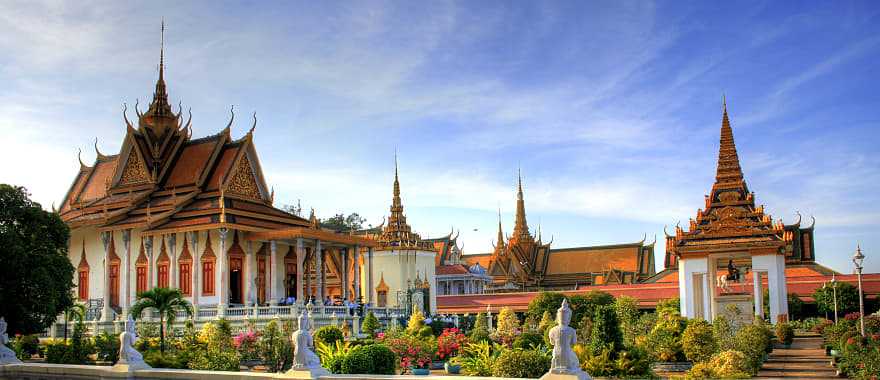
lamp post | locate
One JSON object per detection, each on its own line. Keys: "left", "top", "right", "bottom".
{"left": 852, "top": 245, "right": 866, "bottom": 337}
{"left": 831, "top": 273, "right": 838, "bottom": 324}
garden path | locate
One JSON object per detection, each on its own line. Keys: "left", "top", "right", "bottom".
{"left": 754, "top": 334, "right": 837, "bottom": 379}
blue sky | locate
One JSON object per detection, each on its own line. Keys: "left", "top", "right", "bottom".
{"left": 1, "top": 1, "right": 878, "bottom": 273}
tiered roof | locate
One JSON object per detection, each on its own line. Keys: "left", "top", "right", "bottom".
{"left": 666, "top": 100, "right": 793, "bottom": 261}
{"left": 59, "top": 25, "right": 308, "bottom": 235}
{"left": 374, "top": 156, "right": 433, "bottom": 250}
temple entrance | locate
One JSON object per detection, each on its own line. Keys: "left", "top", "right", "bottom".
{"left": 109, "top": 263, "right": 119, "bottom": 308}
{"left": 230, "top": 268, "right": 242, "bottom": 304}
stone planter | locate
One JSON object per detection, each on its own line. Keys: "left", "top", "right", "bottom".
{"left": 444, "top": 362, "right": 461, "bottom": 374}
{"left": 651, "top": 361, "right": 693, "bottom": 372}
{"left": 411, "top": 367, "right": 430, "bottom": 375}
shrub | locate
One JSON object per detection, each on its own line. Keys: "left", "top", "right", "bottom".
{"left": 233, "top": 329, "right": 260, "bottom": 361}
{"left": 712, "top": 315, "right": 735, "bottom": 351}
{"left": 775, "top": 322, "right": 794, "bottom": 346}
{"left": 577, "top": 345, "right": 616, "bottom": 377}
{"left": 314, "top": 326, "right": 344, "bottom": 346}
{"left": 362, "top": 312, "right": 380, "bottom": 337}
{"left": 527, "top": 292, "right": 567, "bottom": 321}
{"left": 686, "top": 350, "right": 750, "bottom": 379}
{"left": 614, "top": 296, "right": 640, "bottom": 346}
{"left": 613, "top": 345, "right": 656, "bottom": 378}
{"left": 493, "top": 307, "right": 520, "bottom": 345}
{"left": 188, "top": 321, "right": 240, "bottom": 371}
{"left": 13, "top": 334, "right": 40, "bottom": 360}
{"left": 732, "top": 324, "right": 771, "bottom": 374}
{"left": 46, "top": 321, "right": 92, "bottom": 364}
{"left": 187, "top": 348, "right": 240, "bottom": 371}
{"left": 417, "top": 325, "right": 434, "bottom": 338}
{"left": 538, "top": 310, "right": 554, "bottom": 335}
{"left": 588, "top": 305, "right": 623, "bottom": 355}
{"left": 341, "top": 344, "right": 397, "bottom": 374}
{"left": 452, "top": 340, "right": 501, "bottom": 376}
{"left": 316, "top": 340, "right": 352, "bottom": 374}
{"left": 513, "top": 331, "right": 543, "bottom": 350}
{"left": 93, "top": 330, "right": 120, "bottom": 364}
{"left": 259, "top": 320, "right": 291, "bottom": 373}
{"left": 682, "top": 319, "right": 717, "bottom": 363}
{"left": 492, "top": 349, "right": 551, "bottom": 378}
{"left": 407, "top": 310, "right": 426, "bottom": 334}
{"left": 570, "top": 291, "right": 615, "bottom": 327}
{"left": 656, "top": 297, "right": 681, "bottom": 317}
{"left": 468, "top": 312, "right": 491, "bottom": 343}
{"left": 645, "top": 313, "right": 686, "bottom": 362}
{"left": 436, "top": 328, "right": 468, "bottom": 360}
{"left": 384, "top": 335, "right": 434, "bottom": 371}
{"left": 144, "top": 351, "right": 187, "bottom": 369}
{"left": 814, "top": 281, "right": 860, "bottom": 315}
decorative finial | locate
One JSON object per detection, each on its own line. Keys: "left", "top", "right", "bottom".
{"left": 77, "top": 148, "right": 87, "bottom": 169}
{"left": 159, "top": 18, "right": 165, "bottom": 81}
{"left": 248, "top": 111, "right": 257, "bottom": 135}
{"left": 225, "top": 105, "right": 235, "bottom": 130}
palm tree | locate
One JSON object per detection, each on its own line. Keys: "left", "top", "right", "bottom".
{"left": 130, "top": 288, "right": 193, "bottom": 353}
{"left": 62, "top": 302, "right": 87, "bottom": 341}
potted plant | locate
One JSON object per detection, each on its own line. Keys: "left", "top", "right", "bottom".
{"left": 436, "top": 328, "right": 467, "bottom": 374}
{"left": 775, "top": 322, "right": 794, "bottom": 349}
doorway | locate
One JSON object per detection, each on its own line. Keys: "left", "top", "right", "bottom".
{"left": 230, "top": 268, "right": 242, "bottom": 304}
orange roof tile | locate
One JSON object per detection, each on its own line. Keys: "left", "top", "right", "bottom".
{"left": 166, "top": 139, "right": 220, "bottom": 187}
{"left": 546, "top": 246, "right": 640, "bottom": 274}
{"left": 206, "top": 145, "right": 240, "bottom": 191}
{"left": 78, "top": 158, "right": 119, "bottom": 202}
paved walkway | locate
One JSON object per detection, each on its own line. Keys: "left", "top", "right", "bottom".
{"left": 754, "top": 334, "right": 837, "bottom": 379}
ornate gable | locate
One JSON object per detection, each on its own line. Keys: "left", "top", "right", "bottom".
{"left": 225, "top": 154, "right": 262, "bottom": 201}
{"left": 119, "top": 144, "right": 151, "bottom": 186}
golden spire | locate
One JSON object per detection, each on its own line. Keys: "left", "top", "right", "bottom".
{"left": 714, "top": 96, "right": 744, "bottom": 187}
{"left": 495, "top": 208, "right": 505, "bottom": 249}
{"left": 511, "top": 167, "right": 532, "bottom": 243}
{"left": 392, "top": 150, "right": 401, "bottom": 209}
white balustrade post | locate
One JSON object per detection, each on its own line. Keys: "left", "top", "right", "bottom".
{"left": 121, "top": 230, "right": 132, "bottom": 318}
{"left": 101, "top": 231, "right": 113, "bottom": 322}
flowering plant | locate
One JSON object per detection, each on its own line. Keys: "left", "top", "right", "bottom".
{"left": 384, "top": 335, "right": 434, "bottom": 371}
{"left": 845, "top": 312, "right": 862, "bottom": 321}
{"left": 233, "top": 329, "right": 261, "bottom": 361}
{"left": 436, "top": 328, "right": 468, "bottom": 360}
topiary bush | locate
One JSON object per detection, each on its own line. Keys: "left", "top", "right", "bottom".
{"left": 685, "top": 350, "right": 750, "bottom": 379}
{"left": 491, "top": 349, "right": 551, "bottom": 378}
{"left": 645, "top": 313, "right": 686, "bottom": 362}
{"left": 417, "top": 325, "right": 434, "bottom": 338}
{"left": 362, "top": 311, "right": 380, "bottom": 337}
{"left": 468, "top": 312, "right": 491, "bottom": 343}
{"left": 513, "top": 330, "right": 543, "bottom": 349}
{"left": 588, "top": 304, "right": 623, "bottom": 355}
{"left": 314, "top": 325, "right": 344, "bottom": 346}
{"left": 732, "top": 324, "right": 771, "bottom": 374}
{"left": 341, "top": 344, "right": 397, "bottom": 374}
{"left": 775, "top": 322, "right": 794, "bottom": 346}
{"left": 682, "top": 319, "right": 717, "bottom": 363}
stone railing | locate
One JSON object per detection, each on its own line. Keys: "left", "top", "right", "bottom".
{"left": 42, "top": 305, "right": 406, "bottom": 339}
{"left": 0, "top": 363, "right": 529, "bottom": 380}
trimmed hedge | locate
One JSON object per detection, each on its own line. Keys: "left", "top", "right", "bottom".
{"left": 682, "top": 319, "right": 717, "bottom": 363}
{"left": 492, "top": 349, "right": 551, "bottom": 378}
{"left": 314, "top": 326, "right": 344, "bottom": 346}
{"left": 341, "top": 344, "right": 397, "bottom": 374}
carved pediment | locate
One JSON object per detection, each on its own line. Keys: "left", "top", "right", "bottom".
{"left": 225, "top": 154, "right": 262, "bottom": 201}
{"left": 119, "top": 147, "right": 150, "bottom": 186}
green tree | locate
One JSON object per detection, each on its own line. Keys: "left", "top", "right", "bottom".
{"left": 130, "top": 287, "right": 193, "bottom": 353}
{"left": 493, "top": 307, "right": 520, "bottom": 345}
{"left": 0, "top": 184, "right": 74, "bottom": 334}
{"left": 813, "top": 281, "right": 860, "bottom": 316}
{"left": 614, "top": 296, "right": 640, "bottom": 346}
{"left": 682, "top": 319, "right": 717, "bottom": 363}
{"left": 62, "top": 302, "right": 86, "bottom": 341}
{"left": 527, "top": 292, "right": 566, "bottom": 321}
{"left": 320, "top": 213, "right": 367, "bottom": 231}
{"left": 362, "top": 311, "right": 381, "bottom": 337}
{"left": 537, "top": 310, "right": 554, "bottom": 336}
{"left": 656, "top": 297, "right": 680, "bottom": 317}
{"left": 469, "top": 312, "right": 490, "bottom": 342}
{"left": 587, "top": 305, "right": 623, "bottom": 355}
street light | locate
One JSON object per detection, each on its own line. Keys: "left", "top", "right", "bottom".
{"left": 831, "top": 273, "right": 838, "bottom": 323}
{"left": 852, "top": 245, "right": 866, "bottom": 337}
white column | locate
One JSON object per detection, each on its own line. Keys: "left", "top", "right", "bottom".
{"left": 753, "top": 271, "right": 764, "bottom": 319}
{"left": 702, "top": 273, "right": 712, "bottom": 320}
{"left": 121, "top": 230, "right": 132, "bottom": 317}
{"left": 191, "top": 231, "right": 200, "bottom": 308}
{"left": 217, "top": 229, "right": 229, "bottom": 316}
{"left": 353, "top": 245, "right": 360, "bottom": 301}
{"left": 342, "top": 247, "right": 349, "bottom": 300}
{"left": 269, "top": 241, "right": 278, "bottom": 305}
{"left": 296, "top": 238, "right": 305, "bottom": 304}
{"left": 168, "top": 233, "right": 177, "bottom": 289}
{"left": 101, "top": 231, "right": 113, "bottom": 322}
{"left": 367, "top": 247, "right": 374, "bottom": 304}
{"left": 769, "top": 255, "right": 789, "bottom": 323}
{"left": 678, "top": 257, "right": 708, "bottom": 319}
{"left": 246, "top": 240, "right": 257, "bottom": 306}
{"left": 315, "top": 240, "right": 324, "bottom": 302}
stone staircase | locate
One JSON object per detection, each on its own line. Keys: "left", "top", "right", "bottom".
{"left": 754, "top": 335, "right": 838, "bottom": 379}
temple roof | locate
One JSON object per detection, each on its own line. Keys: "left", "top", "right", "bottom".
{"left": 375, "top": 155, "right": 433, "bottom": 251}
{"left": 59, "top": 25, "right": 307, "bottom": 235}
{"left": 669, "top": 100, "right": 790, "bottom": 257}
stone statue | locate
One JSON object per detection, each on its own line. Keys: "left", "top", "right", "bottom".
{"left": 285, "top": 311, "right": 330, "bottom": 378}
{"left": 0, "top": 317, "right": 22, "bottom": 364}
{"left": 112, "top": 315, "right": 150, "bottom": 371}
{"left": 411, "top": 290, "right": 424, "bottom": 315}
{"left": 540, "top": 299, "right": 591, "bottom": 380}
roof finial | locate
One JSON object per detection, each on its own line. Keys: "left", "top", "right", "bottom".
{"left": 159, "top": 18, "right": 165, "bottom": 82}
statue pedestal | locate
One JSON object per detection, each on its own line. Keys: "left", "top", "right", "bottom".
{"left": 110, "top": 361, "right": 151, "bottom": 372}
{"left": 540, "top": 369, "right": 592, "bottom": 380}
{"left": 282, "top": 367, "right": 330, "bottom": 379}
{"left": 0, "top": 354, "right": 22, "bottom": 365}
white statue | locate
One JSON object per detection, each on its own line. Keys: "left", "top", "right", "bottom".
{"left": 0, "top": 317, "right": 22, "bottom": 364}
{"left": 540, "top": 299, "right": 591, "bottom": 380}
{"left": 411, "top": 290, "right": 424, "bottom": 315}
{"left": 285, "top": 311, "right": 330, "bottom": 378}
{"left": 112, "top": 315, "right": 150, "bottom": 371}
